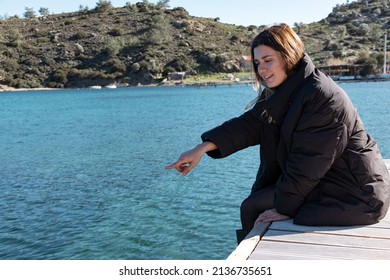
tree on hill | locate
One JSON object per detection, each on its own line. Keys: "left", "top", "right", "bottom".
{"left": 38, "top": 8, "right": 49, "bottom": 17}
{"left": 355, "top": 51, "right": 378, "bottom": 76}
{"left": 79, "top": 5, "right": 90, "bottom": 12}
{"left": 23, "top": 7, "right": 36, "bottom": 18}
{"left": 95, "top": 0, "right": 113, "bottom": 12}
{"left": 156, "top": 0, "right": 170, "bottom": 9}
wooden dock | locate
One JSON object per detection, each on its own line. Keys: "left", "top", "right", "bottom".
{"left": 228, "top": 159, "right": 390, "bottom": 260}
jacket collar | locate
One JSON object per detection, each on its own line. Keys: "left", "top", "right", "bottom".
{"left": 260, "top": 53, "right": 315, "bottom": 125}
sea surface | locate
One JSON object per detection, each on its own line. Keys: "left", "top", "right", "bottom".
{"left": 1, "top": 81, "right": 389, "bottom": 260}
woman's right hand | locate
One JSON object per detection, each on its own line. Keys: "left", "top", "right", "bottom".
{"left": 165, "top": 141, "right": 217, "bottom": 176}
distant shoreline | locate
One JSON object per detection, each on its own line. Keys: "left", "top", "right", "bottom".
{"left": 0, "top": 80, "right": 254, "bottom": 92}
{"left": 0, "top": 84, "right": 61, "bottom": 92}
{"left": 1, "top": 78, "right": 389, "bottom": 92}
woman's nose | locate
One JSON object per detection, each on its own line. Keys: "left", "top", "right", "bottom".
{"left": 258, "top": 64, "right": 267, "bottom": 74}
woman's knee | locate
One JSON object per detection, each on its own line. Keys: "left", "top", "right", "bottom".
{"left": 241, "top": 189, "right": 274, "bottom": 213}
{"left": 240, "top": 196, "right": 256, "bottom": 215}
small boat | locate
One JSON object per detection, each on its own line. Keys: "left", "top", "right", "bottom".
{"left": 104, "top": 84, "right": 117, "bottom": 89}
{"left": 117, "top": 83, "right": 129, "bottom": 88}
{"left": 89, "top": 85, "right": 102, "bottom": 89}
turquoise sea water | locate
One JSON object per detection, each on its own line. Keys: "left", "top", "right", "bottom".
{"left": 1, "top": 81, "right": 389, "bottom": 260}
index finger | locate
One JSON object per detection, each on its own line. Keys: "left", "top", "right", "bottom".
{"left": 165, "top": 158, "right": 187, "bottom": 170}
{"left": 165, "top": 162, "right": 179, "bottom": 170}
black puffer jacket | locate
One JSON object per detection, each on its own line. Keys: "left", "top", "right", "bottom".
{"left": 201, "top": 54, "right": 390, "bottom": 226}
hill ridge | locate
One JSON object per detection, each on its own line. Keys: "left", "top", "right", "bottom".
{"left": 0, "top": 0, "right": 388, "bottom": 88}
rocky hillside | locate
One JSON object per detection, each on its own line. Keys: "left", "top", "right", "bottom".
{"left": 0, "top": 0, "right": 388, "bottom": 89}
{"left": 297, "top": 0, "right": 389, "bottom": 68}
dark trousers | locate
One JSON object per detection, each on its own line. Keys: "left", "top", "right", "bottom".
{"left": 240, "top": 185, "right": 275, "bottom": 232}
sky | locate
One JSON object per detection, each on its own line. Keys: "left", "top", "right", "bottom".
{"left": 0, "top": 0, "right": 357, "bottom": 26}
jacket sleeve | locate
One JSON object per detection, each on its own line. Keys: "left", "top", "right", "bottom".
{"left": 201, "top": 103, "right": 263, "bottom": 158}
{"left": 275, "top": 96, "right": 349, "bottom": 217}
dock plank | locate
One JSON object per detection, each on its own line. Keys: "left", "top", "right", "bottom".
{"left": 250, "top": 241, "right": 390, "bottom": 260}
{"left": 227, "top": 159, "right": 390, "bottom": 260}
{"left": 270, "top": 219, "right": 390, "bottom": 239}
{"left": 263, "top": 229, "right": 390, "bottom": 250}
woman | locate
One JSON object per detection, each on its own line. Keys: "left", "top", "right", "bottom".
{"left": 165, "top": 24, "right": 390, "bottom": 243}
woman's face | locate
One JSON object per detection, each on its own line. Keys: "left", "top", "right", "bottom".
{"left": 253, "top": 45, "right": 288, "bottom": 89}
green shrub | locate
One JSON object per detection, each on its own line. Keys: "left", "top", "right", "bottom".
{"left": 34, "top": 29, "right": 49, "bottom": 38}
{"left": 7, "top": 29, "right": 24, "bottom": 47}
{"left": 104, "top": 38, "right": 126, "bottom": 57}
{"left": 3, "top": 59, "right": 19, "bottom": 71}
{"left": 73, "top": 30, "right": 90, "bottom": 40}
{"left": 143, "top": 14, "right": 172, "bottom": 45}
{"left": 360, "top": 63, "right": 375, "bottom": 77}
{"left": 52, "top": 69, "right": 69, "bottom": 84}
{"left": 109, "top": 28, "right": 125, "bottom": 36}
{"left": 105, "top": 58, "right": 126, "bottom": 74}
{"left": 95, "top": 0, "right": 113, "bottom": 13}
{"left": 126, "top": 37, "right": 140, "bottom": 47}
{"left": 332, "top": 50, "right": 343, "bottom": 58}
{"left": 166, "top": 56, "right": 190, "bottom": 72}
{"left": 21, "top": 42, "right": 40, "bottom": 55}
{"left": 131, "top": 63, "right": 141, "bottom": 72}
{"left": 163, "top": 66, "right": 175, "bottom": 77}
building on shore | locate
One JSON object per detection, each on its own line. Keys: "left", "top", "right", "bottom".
{"left": 318, "top": 64, "right": 390, "bottom": 81}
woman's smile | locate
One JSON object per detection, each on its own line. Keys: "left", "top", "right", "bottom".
{"left": 263, "top": 74, "right": 273, "bottom": 83}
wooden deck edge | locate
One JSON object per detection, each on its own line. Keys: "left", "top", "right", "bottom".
{"left": 227, "top": 159, "right": 390, "bottom": 260}
{"left": 384, "top": 159, "right": 390, "bottom": 169}
{"left": 226, "top": 222, "right": 271, "bottom": 260}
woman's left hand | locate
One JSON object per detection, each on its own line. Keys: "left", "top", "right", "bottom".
{"left": 255, "top": 208, "right": 290, "bottom": 223}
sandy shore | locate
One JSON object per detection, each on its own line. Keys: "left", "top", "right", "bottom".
{"left": 0, "top": 84, "right": 61, "bottom": 92}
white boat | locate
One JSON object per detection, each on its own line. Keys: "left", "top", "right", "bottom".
{"left": 117, "top": 83, "right": 129, "bottom": 88}
{"left": 104, "top": 84, "right": 117, "bottom": 89}
{"left": 89, "top": 85, "right": 102, "bottom": 89}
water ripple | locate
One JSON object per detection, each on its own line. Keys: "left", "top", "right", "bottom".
{"left": 1, "top": 83, "right": 389, "bottom": 259}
